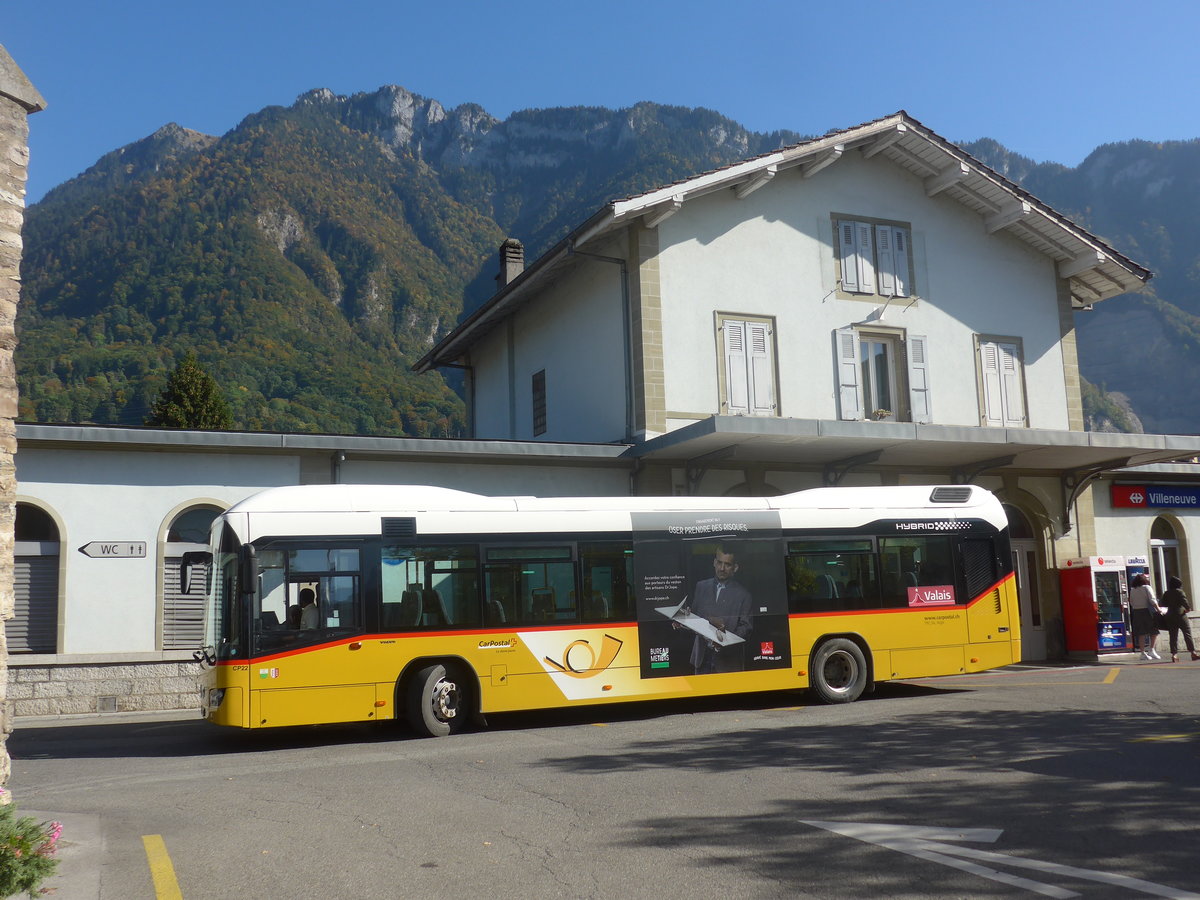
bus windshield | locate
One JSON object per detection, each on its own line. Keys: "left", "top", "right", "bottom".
{"left": 204, "top": 522, "right": 245, "bottom": 661}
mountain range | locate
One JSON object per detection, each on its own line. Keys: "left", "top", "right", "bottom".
{"left": 17, "top": 87, "right": 1200, "bottom": 436}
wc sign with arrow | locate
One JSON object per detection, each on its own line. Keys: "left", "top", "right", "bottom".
{"left": 78, "top": 541, "right": 146, "bottom": 558}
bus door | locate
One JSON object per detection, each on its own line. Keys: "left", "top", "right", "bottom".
{"left": 961, "top": 536, "right": 1017, "bottom": 667}
{"left": 249, "top": 543, "right": 374, "bottom": 727}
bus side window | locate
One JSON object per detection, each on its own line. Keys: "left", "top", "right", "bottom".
{"left": 382, "top": 545, "right": 480, "bottom": 630}
{"left": 580, "top": 542, "right": 633, "bottom": 623}
{"left": 879, "top": 536, "right": 955, "bottom": 607}
{"left": 786, "top": 539, "right": 878, "bottom": 612}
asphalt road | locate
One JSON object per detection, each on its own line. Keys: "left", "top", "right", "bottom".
{"left": 8, "top": 658, "right": 1200, "bottom": 899}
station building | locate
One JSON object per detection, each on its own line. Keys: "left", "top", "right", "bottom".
{"left": 12, "top": 112, "right": 1200, "bottom": 715}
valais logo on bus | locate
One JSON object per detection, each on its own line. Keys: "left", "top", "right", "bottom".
{"left": 907, "top": 585, "right": 957, "bottom": 607}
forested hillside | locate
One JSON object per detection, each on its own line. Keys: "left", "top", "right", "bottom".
{"left": 17, "top": 88, "right": 799, "bottom": 435}
{"left": 17, "top": 88, "right": 1200, "bottom": 435}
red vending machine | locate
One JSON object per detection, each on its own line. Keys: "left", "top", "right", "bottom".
{"left": 1060, "top": 557, "right": 1131, "bottom": 653}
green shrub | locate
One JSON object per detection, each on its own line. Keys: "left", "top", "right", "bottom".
{"left": 0, "top": 789, "right": 60, "bottom": 899}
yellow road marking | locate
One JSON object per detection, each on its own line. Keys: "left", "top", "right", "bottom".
{"left": 142, "top": 834, "right": 183, "bottom": 900}
{"left": 912, "top": 667, "right": 1122, "bottom": 687}
{"left": 1132, "top": 732, "right": 1200, "bottom": 742}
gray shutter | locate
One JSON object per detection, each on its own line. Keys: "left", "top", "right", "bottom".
{"left": 836, "top": 327, "right": 862, "bottom": 420}
{"left": 875, "top": 224, "right": 896, "bottom": 296}
{"left": 907, "top": 334, "right": 932, "bottom": 424}
{"left": 163, "top": 552, "right": 206, "bottom": 649}
{"left": 724, "top": 320, "right": 749, "bottom": 415}
{"left": 891, "top": 227, "right": 911, "bottom": 297}
{"left": 998, "top": 342, "right": 1027, "bottom": 427}
{"left": 838, "top": 221, "right": 860, "bottom": 292}
{"left": 980, "top": 341, "right": 1004, "bottom": 427}
{"left": 747, "top": 321, "right": 775, "bottom": 416}
{"left": 13, "top": 554, "right": 58, "bottom": 653}
{"left": 855, "top": 222, "right": 875, "bottom": 293}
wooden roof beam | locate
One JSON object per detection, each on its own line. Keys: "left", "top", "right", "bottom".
{"left": 985, "top": 200, "right": 1032, "bottom": 234}
{"left": 1058, "top": 250, "right": 1109, "bottom": 279}
{"left": 925, "top": 161, "right": 970, "bottom": 197}
{"left": 643, "top": 197, "right": 683, "bottom": 229}
{"left": 733, "top": 165, "right": 777, "bottom": 199}
{"left": 862, "top": 124, "right": 908, "bottom": 158}
{"left": 802, "top": 144, "right": 844, "bottom": 178}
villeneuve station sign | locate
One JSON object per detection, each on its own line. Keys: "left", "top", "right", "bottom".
{"left": 1111, "top": 484, "right": 1200, "bottom": 509}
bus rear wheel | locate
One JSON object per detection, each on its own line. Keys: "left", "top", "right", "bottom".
{"left": 406, "top": 663, "right": 468, "bottom": 737}
{"left": 810, "top": 639, "right": 868, "bottom": 704}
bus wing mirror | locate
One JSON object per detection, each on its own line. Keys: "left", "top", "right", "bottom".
{"left": 181, "top": 551, "right": 212, "bottom": 595}
{"left": 240, "top": 544, "right": 258, "bottom": 596}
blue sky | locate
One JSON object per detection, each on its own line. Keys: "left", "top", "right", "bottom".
{"left": 8, "top": 0, "right": 1200, "bottom": 204}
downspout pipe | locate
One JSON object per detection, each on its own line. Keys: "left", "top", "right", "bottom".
{"left": 568, "top": 243, "right": 634, "bottom": 442}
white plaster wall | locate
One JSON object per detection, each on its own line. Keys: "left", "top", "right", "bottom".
{"left": 474, "top": 257, "right": 629, "bottom": 442}
{"left": 471, "top": 328, "right": 511, "bottom": 438}
{"left": 16, "top": 449, "right": 299, "bottom": 654}
{"left": 342, "top": 458, "right": 629, "bottom": 497}
{"left": 656, "top": 151, "right": 1069, "bottom": 429}
{"left": 1092, "top": 486, "right": 1200, "bottom": 583}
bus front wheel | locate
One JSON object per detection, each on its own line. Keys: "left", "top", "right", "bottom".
{"left": 406, "top": 663, "right": 468, "bottom": 737}
{"left": 810, "top": 639, "right": 868, "bottom": 704}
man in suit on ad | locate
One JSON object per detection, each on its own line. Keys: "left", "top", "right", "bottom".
{"left": 685, "top": 546, "right": 753, "bottom": 674}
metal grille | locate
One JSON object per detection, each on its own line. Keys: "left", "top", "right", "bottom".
{"left": 382, "top": 517, "right": 417, "bottom": 538}
{"left": 930, "top": 486, "right": 972, "bottom": 503}
{"left": 13, "top": 556, "right": 57, "bottom": 653}
{"left": 163, "top": 556, "right": 205, "bottom": 650}
{"left": 961, "top": 539, "right": 997, "bottom": 600}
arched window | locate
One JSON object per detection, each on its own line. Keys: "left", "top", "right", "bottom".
{"left": 13, "top": 503, "right": 60, "bottom": 653}
{"left": 1149, "top": 517, "right": 1181, "bottom": 596}
{"left": 162, "top": 505, "right": 222, "bottom": 650}
{"left": 1004, "top": 505, "right": 1035, "bottom": 540}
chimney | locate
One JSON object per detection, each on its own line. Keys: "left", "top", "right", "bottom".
{"left": 496, "top": 238, "right": 525, "bottom": 289}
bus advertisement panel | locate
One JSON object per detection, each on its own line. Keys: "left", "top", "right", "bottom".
{"left": 632, "top": 510, "right": 789, "bottom": 678}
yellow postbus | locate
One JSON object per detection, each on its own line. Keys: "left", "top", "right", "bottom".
{"left": 197, "top": 483, "right": 1019, "bottom": 737}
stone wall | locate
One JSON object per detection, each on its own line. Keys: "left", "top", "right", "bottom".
{"left": 0, "top": 46, "right": 45, "bottom": 782}
{"left": 8, "top": 656, "right": 201, "bottom": 717}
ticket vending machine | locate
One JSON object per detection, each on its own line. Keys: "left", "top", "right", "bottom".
{"left": 1125, "top": 554, "right": 1151, "bottom": 592}
{"left": 1060, "top": 556, "right": 1131, "bottom": 653}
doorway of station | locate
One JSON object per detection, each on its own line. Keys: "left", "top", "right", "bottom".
{"left": 1004, "top": 504, "right": 1046, "bottom": 660}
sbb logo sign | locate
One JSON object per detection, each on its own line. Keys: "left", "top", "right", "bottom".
{"left": 1111, "top": 485, "right": 1148, "bottom": 508}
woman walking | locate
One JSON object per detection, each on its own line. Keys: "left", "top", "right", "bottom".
{"left": 1128, "top": 572, "right": 1164, "bottom": 660}
{"left": 1159, "top": 575, "right": 1200, "bottom": 663}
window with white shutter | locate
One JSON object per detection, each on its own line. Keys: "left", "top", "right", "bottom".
{"left": 978, "top": 338, "right": 1027, "bottom": 427}
{"left": 836, "top": 217, "right": 912, "bottom": 298}
{"left": 719, "top": 315, "right": 777, "bottom": 417}
{"left": 836, "top": 328, "right": 932, "bottom": 423}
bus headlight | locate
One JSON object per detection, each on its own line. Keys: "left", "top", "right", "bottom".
{"left": 207, "top": 689, "right": 225, "bottom": 709}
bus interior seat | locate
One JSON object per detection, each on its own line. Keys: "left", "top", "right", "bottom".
{"left": 400, "top": 585, "right": 423, "bottom": 626}
{"left": 814, "top": 574, "right": 838, "bottom": 600}
{"left": 422, "top": 587, "right": 451, "bottom": 626}
{"left": 531, "top": 587, "right": 555, "bottom": 621}
{"left": 260, "top": 610, "right": 281, "bottom": 630}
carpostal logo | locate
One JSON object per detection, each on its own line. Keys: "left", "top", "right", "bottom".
{"left": 478, "top": 637, "right": 518, "bottom": 649}
{"left": 545, "top": 634, "right": 624, "bottom": 679}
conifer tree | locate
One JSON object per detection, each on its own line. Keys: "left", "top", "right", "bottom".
{"left": 145, "top": 351, "right": 233, "bottom": 429}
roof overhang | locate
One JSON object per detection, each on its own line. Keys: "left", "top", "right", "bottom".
{"left": 14, "top": 423, "right": 631, "bottom": 466}
{"left": 630, "top": 416, "right": 1200, "bottom": 487}
{"left": 415, "top": 112, "right": 1152, "bottom": 373}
